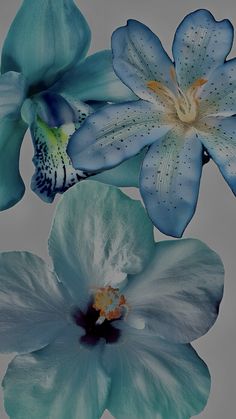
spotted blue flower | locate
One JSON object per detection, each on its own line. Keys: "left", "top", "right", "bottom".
{"left": 68, "top": 9, "right": 236, "bottom": 237}
{"left": 0, "top": 181, "right": 224, "bottom": 418}
{"left": 0, "top": 0, "right": 138, "bottom": 210}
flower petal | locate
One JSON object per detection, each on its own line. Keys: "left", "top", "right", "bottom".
{"left": 93, "top": 149, "right": 146, "bottom": 187}
{"left": 125, "top": 239, "right": 224, "bottom": 343}
{"left": 49, "top": 181, "right": 155, "bottom": 308}
{"left": 0, "top": 72, "right": 26, "bottom": 119}
{"left": 25, "top": 91, "right": 93, "bottom": 204}
{"left": 3, "top": 329, "right": 110, "bottom": 419}
{"left": 173, "top": 9, "right": 233, "bottom": 90}
{"left": 112, "top": 20, "right": 174, "bottom": 105}
{"left": 1, "top": 0, "right": 91, "bottom": 88}
{"left": 196, "top": 116, "right": 236, "bottom": 194}
{"left": 140, "top": 126, "right": 203, "bottom": 237}
{"left": 199, "top": 59, "right": 236, "bottom": 117}
{"left": 68, "top": 100, "right": 172, "bottom": 172}
{"left": 0, "top": 118, "right": 27, "bottom": 211}
{"left": 52, "top": 50, "right": 137, "bottom": 103}
{"left": 104, "top": 333, "right": 210, "bottom": 419}
{"left": 0, "top": 252, "right": 72, "bottom": 354}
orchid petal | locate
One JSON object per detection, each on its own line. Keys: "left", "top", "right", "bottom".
{"left": 1, "top": 0, "right": 91, "bottom": 88}
{"left": 52, "top": 50, "right": 136, "bottom": 103}
{"left": 0, "top": 118, "right": 27, "bottom": 211}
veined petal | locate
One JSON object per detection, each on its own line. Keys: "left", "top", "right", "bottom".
{"left": 0, "top": 118, "right": 27, "bottom": 211}
{"left": 125, "top": 239, "right": 224, "bottom": 343}
{"left": 3, "top": 329, "right": 110, "bottom": 419}
{"left": 112, "top": 19, "right": 174, "bottom": 106}
{"left": 140, "top": 126, "right": 203, "bottom": 237}
{"left": 104, "top": 332, "right": 210, "bottom": 419}
{"left": 1, "top": 0, "right": 91, "bottom": 88}
{"left": 49, "top": 181, "right": 155, "bottom": 309}
{"left": 0, "top": 252, "right": 72, "bottom": 354}
{"left": 93, "top": 149, "right": 146, "bottom": 187}
{"left": 0, "top": 72, "right": 26, "bottom": 119}
{"left": 199, "top": 59, "right": 236, "bottom": 117}
{"left": 196, "top": 116, "right": 236, "bottom": 194}
{"left": 52, "top": 50, "right": 137, "bottom": 103}
{"left": 68, "top": 100, "right": 172, "bottom": 172}
{"left": 173, "top": 9, "right": 234, "bottom": 90}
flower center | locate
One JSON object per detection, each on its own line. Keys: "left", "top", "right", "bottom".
{"left": 147, "top": 66, "right": 207, "bottom": 124}
{"left": 93, "top": 286, "right": 127, "bottom": 324}
{"left": 72, "top": 286, "right": 127, "bottom": 347}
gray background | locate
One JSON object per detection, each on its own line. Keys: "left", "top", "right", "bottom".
{"left": 0, "top": 0, "right": 236, "bottom": 418}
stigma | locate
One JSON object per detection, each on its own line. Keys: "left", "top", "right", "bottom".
{"left": 93, "top": 286, "right": 127, "bottom": 324}
{"left": 147, "top": 66, "right": 207, "bottom": 124}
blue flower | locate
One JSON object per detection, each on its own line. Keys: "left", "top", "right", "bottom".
{"left": 68, "top": 9, "right": 236, "bottom": 237}
{"left": 0, "top": 0, "right": 138, "bottom": 210}
{"left": 0, "top": 181, "right": 224, "bottom": 418}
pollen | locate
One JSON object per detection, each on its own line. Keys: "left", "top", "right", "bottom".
{"left": 93, "top": 286, "right": 127, "bottom": 322}
{"left": 147, "top": 66, "right": 208, "bottom": 124}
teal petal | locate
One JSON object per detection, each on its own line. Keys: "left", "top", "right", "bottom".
{"left": 52, "top": 50, "right": 137, "bottom": 103}
{"left": 1, "top": 0, "right": 91, "bottom": 88}
{"left": 0, "top": 118, "right": 27, "bottom": 211}
{"left": 3, "top": 329, "right": 110, "bottom": 419}
{"left": 104, "top": 332, "right": 210, "bottom": 419}
{"left": 0, "top": 72, "right": 26, "bottom": 119}
{"left": 49, "top": 181, "right": 155, "bottom": 308}
{"left": 0, "top": 252, "right": 71, "bottom": 354}
{"left": 125, "top": 239, "right": 224, "bottom": 343}
{"left": 93, "top": 149, "right": 146, "bottom": 187}
{"left": 173, "top": 9, "right": 233, "bottom": 90}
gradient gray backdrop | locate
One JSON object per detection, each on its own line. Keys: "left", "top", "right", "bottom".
{"left": 0, "top": 1, "right": 236, "bottom": 418}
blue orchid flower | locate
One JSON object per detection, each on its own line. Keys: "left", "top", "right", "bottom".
{"left": 0, "top": 181, "right": 224, "bottom": 418}
{"left": 68, "top": 9, "right": 236, "bottom": 237}
{"left": 0, "top": 0, "right": 139, "bottom": 210}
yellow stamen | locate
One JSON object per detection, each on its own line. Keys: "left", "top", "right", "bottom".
{"left": 93, "top": 286, "right": 127, "bottom": 322}
{"left": 147, "top": 66, "right": 208, "bottom": 124}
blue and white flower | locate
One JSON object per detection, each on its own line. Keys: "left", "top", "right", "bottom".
{"left": 0, "top": 0, "right": 138, "bottom": 210}
{"left": 68, "top": 9, "right": 236, "bottom": 237}
{"left": 0, "top": 181, "right": 224, "bottom": 418}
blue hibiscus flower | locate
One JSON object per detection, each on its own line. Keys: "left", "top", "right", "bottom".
{"left": 0, "top": 181, "right": 224, "bottom": 418}
{"left": 0, "top": 0, "right": 139, "bottom": 210}
{"left": 68, "top": 9, "right": 236, "bottom": 237}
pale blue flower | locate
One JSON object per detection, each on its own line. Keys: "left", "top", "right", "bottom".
{"left": 0, "top": 181, "right": 224, "bottom": 418}
{"left": 0, "top": 0, "right": 137, "bottom": 210}
{"left": 68, "top": 9, "right": 236, "bottom": 237}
